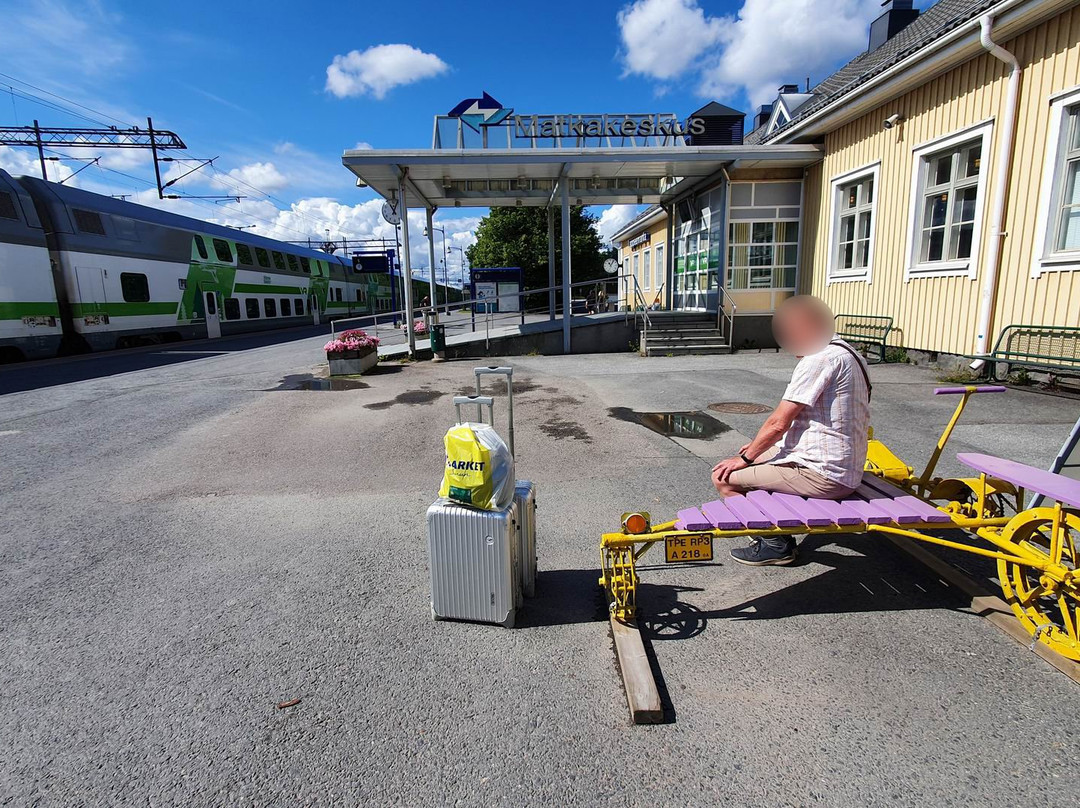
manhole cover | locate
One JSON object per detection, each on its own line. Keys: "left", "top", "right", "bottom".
{"left": 708, "top": 402, "right": 771, "bottom": 414}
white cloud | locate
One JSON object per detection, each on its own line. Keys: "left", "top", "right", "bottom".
{"left": 0, "top": 0, "right": 132, "bottom": 78}
{"left": 594, "top": 205, "right": 645, "bottom": 245}
{"left": 617, "top": 0, "right": 726, "bottom": 81}
{"left": 325, "top": 44, "right": 449, "bottom": 100}
{"left": 224, "top": 162, "right": 289, "bottom": 195}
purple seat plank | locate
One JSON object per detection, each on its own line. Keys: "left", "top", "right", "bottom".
{"left": 860, "top": 474, "right": 953, "bottom": 523}
{"left": 675, "top": 507, "right": 712, "bottom": 531}
{"left": 700, "top": 499, "right": 745, "bottom": 530}
{"left": 769, "top": 492, "right": 836, "bottom": 527}
{"left": 722, "top": 495, "right": 775, "bottom": 529}
{"left": 807, "top": 496, "right": 867, "bottom": 526}
{"left": 958, "top": 452, "right": 1080, "bottom": 510}
{"left": 745, "top": 491, "right": 807, "bottom": 527}
{"left": 840, "top": 496, "right": 894, "bottom": 525}
{"left": 854, "top": 484, "right": 923, "bottom": 524}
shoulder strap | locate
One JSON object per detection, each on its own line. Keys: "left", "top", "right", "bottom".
{"left": 829, "top": 340, "right": 872, "bottom": 401}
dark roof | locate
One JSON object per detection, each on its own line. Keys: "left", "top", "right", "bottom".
{"left": 745, "top": 0, "right": 998, "bottom": 144}
{"left": 690, "top": 101, "right": 745, "bottom": 118}
{"left": 611, "top": 204, "right": 665, "bottom": 241}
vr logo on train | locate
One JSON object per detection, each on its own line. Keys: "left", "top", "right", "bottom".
{"left": 664, "top": 533, "right": 714, "bottom": 563}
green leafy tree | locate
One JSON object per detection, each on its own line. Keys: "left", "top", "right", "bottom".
{"left": 465, "top": 207, "right": 614, "bottom": 304}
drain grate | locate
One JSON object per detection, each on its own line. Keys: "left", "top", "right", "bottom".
{"left": 708, "top": 402, "right": 771, "bottom": 414}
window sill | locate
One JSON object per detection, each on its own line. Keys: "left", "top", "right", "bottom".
{"left": 1033, "top": 253, "right": 1080, "bottom": 277}
{"left": 905, "top": 260, "right": 974, "bottom": 280}
{"left": 826, "top": 270, "right": 871, "bottom": 285}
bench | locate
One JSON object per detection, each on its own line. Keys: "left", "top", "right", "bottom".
{"left": 969, "top": 324, "right": 1080, "bottom": 382}
{"left": 834, "top": 313, "right": 894, "bottom": 364}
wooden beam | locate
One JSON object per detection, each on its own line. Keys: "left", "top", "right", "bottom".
{"left": 887, "top": 535, "right": 1080, "bottom": 685}
{"left": 610, "top": 614, "right": 663, "bottom": 724}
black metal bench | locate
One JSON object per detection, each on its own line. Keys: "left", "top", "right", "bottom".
{"left": 971, "top": 324, "right": 1080, "bottom": 381}
{"left": 834, "top": 313, "right": 894, "bottom": 363}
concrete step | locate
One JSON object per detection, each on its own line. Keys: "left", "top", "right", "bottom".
{"left": 646, "top": 335, "right": 729, "bottom": 347}
{"left": 644, "top": 343, "right": 733, "bottom": 356}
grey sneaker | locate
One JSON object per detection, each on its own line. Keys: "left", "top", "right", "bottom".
{"left": 729, "top": 537, "right": 796, "bottom": 566}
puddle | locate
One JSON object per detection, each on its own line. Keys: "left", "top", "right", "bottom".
{"left": 364, "top": 389, "right": 445, "bottom": 410}
{"left": 708, "top": 402, "right": 771, "bottom": 414}
{"left": 272, "top": 374, "right": 369, "bottom": 391}
{"left": 539, "top": 416, "right": 593, "bottom": 442}
{"left": 608, "top": 408, "right": 730, "bottom": 440}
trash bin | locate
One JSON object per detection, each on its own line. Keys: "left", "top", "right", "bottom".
{"left": 430, "top": 323, "right": 446, "bottom": 355}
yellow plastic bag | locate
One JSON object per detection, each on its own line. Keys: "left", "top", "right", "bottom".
{"left": 439, "top": 423, "right": 513, "bottom": 510}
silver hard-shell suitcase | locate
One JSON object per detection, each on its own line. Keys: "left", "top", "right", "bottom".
{"left": 514, "top": 480, "right": 537, "bottom": 598}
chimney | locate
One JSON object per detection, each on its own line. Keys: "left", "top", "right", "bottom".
{"left": 753, "top": 104, "right": 773, "bottom": 131}
{"left": 778, "top": 84, "right": 800, "bottom": 95}
{"left": 868, "top": 0, "right": 919, "bottom": 52}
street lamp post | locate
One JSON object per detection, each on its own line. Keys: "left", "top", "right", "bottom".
{"left": 448, "top": 245, "right": 467, "bottom": 287}
{"left": 423, "top": 223, "right": 449, "bottom": 314}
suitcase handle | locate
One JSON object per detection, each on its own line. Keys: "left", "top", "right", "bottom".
{"left": 453, "top": 395, "right": 494, "bottom": 425}
{"left": 474, "top": 366, "right": 515, "bottom": 457}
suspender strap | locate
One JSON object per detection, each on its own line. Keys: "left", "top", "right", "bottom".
{"left": 829, "top": 340, "right": 872, "bottom": 401}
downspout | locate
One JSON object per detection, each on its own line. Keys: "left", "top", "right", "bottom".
{"left": 970, "top": 14, "right": 1021, "bottom": 370}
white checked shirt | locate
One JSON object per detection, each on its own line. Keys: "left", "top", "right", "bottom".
{"left": 768, "top": 340, "right": 870, "bottom": 489}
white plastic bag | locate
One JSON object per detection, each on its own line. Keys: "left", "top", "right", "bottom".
{"left": 439, "top": 422, "right": 515, "bottom": 510}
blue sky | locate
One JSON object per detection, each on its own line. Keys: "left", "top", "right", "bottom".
{"left": 0, "top": 0, "right": 888, "bottom": 284}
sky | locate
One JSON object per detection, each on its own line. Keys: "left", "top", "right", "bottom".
{"left": 0, "top": 0, "right": 889, "bottom": 286}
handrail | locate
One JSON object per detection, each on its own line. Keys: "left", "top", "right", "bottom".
{"left": 716, "top": 284, "right": 737, "bottom": 347}
{"left": 629, "top": 273, "right": 652, "bottom": 348}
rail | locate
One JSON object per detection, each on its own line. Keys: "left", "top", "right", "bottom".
{"left": 716, "top": 285, "right": 737, "bottom": 347}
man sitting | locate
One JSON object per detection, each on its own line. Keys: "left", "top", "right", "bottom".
{"left": 711, "top": 296, "right": 871, "bottom": 566}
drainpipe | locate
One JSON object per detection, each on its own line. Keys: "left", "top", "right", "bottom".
{"left": 970, "top": 14, "right": 1021, "bottom": 370}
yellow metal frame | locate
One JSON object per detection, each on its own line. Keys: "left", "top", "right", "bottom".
{"left": 599, "top": 387, "right": 1080, "bottom": 660}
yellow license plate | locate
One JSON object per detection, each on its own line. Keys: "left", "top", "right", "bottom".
{"left": 665, "top": 534, "right": 714, "bottom": 563}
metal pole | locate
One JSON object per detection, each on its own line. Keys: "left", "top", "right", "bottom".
{"left": 32, "top": 120, "right": 48, "bottom": 181}
{"left": 425, "top": 208, "right": 438, "bottom": 315}
{"left": 665, "top": 203, "right": 675, "bottom": 310}
{"left": 547, "top": 206, "right": 556, "bottom": 321}
{"left": 441, "top": 229, "right": 448, "bottom": 317}
{"left": 398, "top": 177, "right": 417, "bottom": 356}
{"left": 147, "top": 117, "right": 164, "bottom": 199}
{"left": 560, "top": 180, "right": 572, "bottom": 353}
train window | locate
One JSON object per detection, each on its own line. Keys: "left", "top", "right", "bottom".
{"left": 294, "top": 298, "right": 304, "bottom": 315}
{"left": 336, "top": 288, "right": 343, "bottom": 302}
{"left": 300, "top": 257, "right": 311, "bottom": 273}
{"left": 272, "top": 251, "right": 287, "bottom": 271}
{"left": 120, "top": 272, "right": 150, "bottom": 303}
{"left": 0, "top": 191, "right": 18, "bottom": 220}
{"left": 235, "top": 244, "right": 253, "bottom": 265}
{"left": 212, "top": 238, "right": 233, "bottom": 263}
{"left": 73, "top": 209, "right": 106, "bottom": 235}
{"left": 224, "top": 298, "right": 241, "bottom": 320}
{"left": 264, "top": 298, "right": 277, "bottom": 317}
{"left": 287, "top": 254, "right": 300, "bottom": 272}
{"left": 194, "top": 235, "right": 209, "bottom": 260}
{"left": 245, "top": 298, "right": 260, "bottom": 319}
{"left": 280, "top": 298, "right": 292, "bottom": 316}
{"left": 255, "top": 247, "right": 271, "bottom": 268}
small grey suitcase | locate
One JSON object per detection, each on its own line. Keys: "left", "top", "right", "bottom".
{"left": 427, "top": 498, "right": 520, "bottom": 627}
{"left": 514, "top": 480, "right": 537, "bottom": 598}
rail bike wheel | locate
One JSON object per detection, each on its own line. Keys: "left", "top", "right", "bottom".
{"left": 996, "top": 507, "right": 1080, "bottom": 660}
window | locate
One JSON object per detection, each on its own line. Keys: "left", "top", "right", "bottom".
{"left": 356, "top": 288, "right": 366, "bottom": 302}
{"left": 205, "top": 292, "right": 217, "bottom": 315}
{"left": 264, "top": 298, "right": 277, "bottom": 317}
{"left": 0, "top": 191, "right": 19, "bottom": 220}
{"left": 120, "top": 272, "right": 150, "bottom": 302}
{"left": 1055, "top": 109, "right": 1080, "bottom": 252}
{"left": 287, "top": 254, "right": 300, "bottom": 272}
{"left": 828, "top": 164, "right": 879, "bottom": 282}
{"left": 224, "top": 298, "right": 241, "bottom": 320}
{"left": 632, "top": 253, "right": 640, "bottom": 297}
{"left": 1034, "top": 90, "right": 1080, "bottom": 276}
{"left": 272, "top": 251, "right": 286, "bottom": 271}
{"left": 245, "top": 298, "right": 260, "bottom": 319}
{"left": 728, "top": 221, "right": 798, "bottom": 290}
{"left": 654, "top": 244, "right": 664, "bottom": 292}
{"left": 642, "top": 249, "right": 651, "bottom": 289}
{"left": 194, "top": 235, "right": 209, "bottom": 260}
{"left": 73, "top": 209, "right": 106, "bottom": 235}
{"left": 280, "top": 298, "right": 291, "bottom": 316}
{"left": 300, "top": 257, "right": 311, "bottom": 274}
{"left": 212, "top": 238, "right": 233, "bottom": 263}
{"left": 907, "top": 122, "right": 992, "bottom": 278}
{"left": 255, "top": 247, "right": 271, "bottom": 268}
{"left": 295, "top": 297, "right": 305, "bottom": 315}
{"left": 236, "top": 243, "right": 253, "bottom": 265}
{"left": 335, "top": 287, "right": 343, "bottom": 302}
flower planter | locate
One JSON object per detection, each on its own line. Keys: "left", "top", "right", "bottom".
{"left": 327, "top": 347, "right": 378, "bottom": 376}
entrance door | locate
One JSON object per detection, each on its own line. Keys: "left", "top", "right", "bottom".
{"left": 311, "top": 294, "right": 320, "bottom": 325}
{"left": 203, "top": 290, "right": 221, "bottom": 339}
{"left": 74, "top": 266, "right": 107, "bottom": 325}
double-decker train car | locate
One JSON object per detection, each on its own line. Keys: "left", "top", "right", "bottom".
{"left": 0, "top": 170, "right": 464, "bottom": 362}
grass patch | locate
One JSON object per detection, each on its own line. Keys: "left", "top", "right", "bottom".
{"left": 885, "top": 347, "right": 909, "bottom": 364}
{"left": 936, "top": 367, "right": 982, "bottom": 384}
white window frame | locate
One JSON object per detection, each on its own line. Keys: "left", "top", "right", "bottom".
{"left": 1032, "top": 85, "right": 1080, "bottom": 278}
{"left": 905, "top": 120, "right": 994, "bottom": 281}
{"left": 826, "top": 162, "right": 880, "bottom": 284}
{"left": 642, "top": 248, "right": 651, "bottom": 289}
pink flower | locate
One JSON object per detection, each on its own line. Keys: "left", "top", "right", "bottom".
{"left": 325, "top": 328, "right": 380, "bottom": 354}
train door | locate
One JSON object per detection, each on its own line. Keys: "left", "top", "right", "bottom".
{"left": 202, "top": 289, "right": 221, "bottom": 339}
{"left": 74, "top": 266, "right": 107, "bottom": 324}
{"left": 311, "top": 293, "right": 320, "bottom": 325}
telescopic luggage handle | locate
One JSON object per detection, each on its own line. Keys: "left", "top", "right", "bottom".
{"left": 453, "top": 395, "right": 494, "bottom": 425}
{"left": 474, "top": 366, "right": 514, "bottom": 457}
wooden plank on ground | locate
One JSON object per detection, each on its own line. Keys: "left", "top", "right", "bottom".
{"left": 887, "top": 535, "right": 1080, "bottom": 685}
{"left": 610, "top": 614, "right": 663, "bottom": 724}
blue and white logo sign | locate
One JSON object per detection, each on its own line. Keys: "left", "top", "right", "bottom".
{"left": 448, "top": 92, "right": 512, "bottom": 133}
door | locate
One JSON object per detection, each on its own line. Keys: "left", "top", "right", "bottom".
{"left": 311, "top": 294, "right": 320, "bottom": 325}
{"left": 74, "top": 266, "right": 107, "bottom": 326}
{"left": 203, "top": 290, "right": 221, "bottom": 339}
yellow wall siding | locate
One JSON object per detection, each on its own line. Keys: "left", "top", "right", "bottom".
{"left": 805, "top": 6, "right": 1080, "bottom": 355}
{"left": 618, "top": 217, "right": 669, "bottom": 307}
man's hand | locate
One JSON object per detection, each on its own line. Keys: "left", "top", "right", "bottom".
{"left": 711, "top": 455, "right": 749, "bottom": 483}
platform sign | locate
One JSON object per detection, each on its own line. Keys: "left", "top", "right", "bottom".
{"left": 475, "top": 282, "right": 497, "bottom": 313}
{"left": 469, "top": 268, "right": 523, "bottom": 319}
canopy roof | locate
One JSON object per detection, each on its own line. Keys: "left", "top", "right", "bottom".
{"left": 341, "top": 145, "right": 822, "bottom": 209}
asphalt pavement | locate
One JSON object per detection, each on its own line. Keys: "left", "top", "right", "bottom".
{"left": 2, "top": 327, "right": 1079, "bottom": 807}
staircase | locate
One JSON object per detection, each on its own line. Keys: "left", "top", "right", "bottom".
{"left": 639, "top": 311, "right": 732, "bottom": 356}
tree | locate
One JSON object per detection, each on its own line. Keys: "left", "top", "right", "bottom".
{"left": 465, "top": 206, "right": 614, "bottom": 301}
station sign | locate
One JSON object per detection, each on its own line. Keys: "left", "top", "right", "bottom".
{"left": 628, "top": 232, "right": 651, "bottom": 249}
